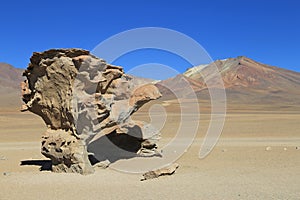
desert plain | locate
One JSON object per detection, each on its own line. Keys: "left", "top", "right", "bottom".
{"left": 0, "top": 98, "right": 300, "bottom": 199}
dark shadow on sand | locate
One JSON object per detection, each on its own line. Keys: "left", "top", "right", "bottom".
{"left": 20, "top": 160, "right": 52, "bottom": 171}
{"left": 87, "top": 125, "right": 143, "bottom": 165}
{"left": 21, "top": 126, "right": 145, "bottom": 169}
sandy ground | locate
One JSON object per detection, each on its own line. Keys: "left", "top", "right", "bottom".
{"left": 0, "top": 104, "right": 300, "bottom": 200}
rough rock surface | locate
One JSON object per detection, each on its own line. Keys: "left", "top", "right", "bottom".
{"left": 21, "top": 48, "right": 162, "bottom": 174}
{"left": 141, "top": 163, "right": 179, "bottom": 181}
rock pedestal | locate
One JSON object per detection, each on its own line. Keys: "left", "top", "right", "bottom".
{"left": 21, "top": 49, "right": 161, "bottom": 174}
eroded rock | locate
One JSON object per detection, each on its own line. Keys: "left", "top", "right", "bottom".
{"left": 21, "top": 48, "right": 162, "bottom": 174}
{"left": 141, "top": 163, "right": 179, "bottom": 181}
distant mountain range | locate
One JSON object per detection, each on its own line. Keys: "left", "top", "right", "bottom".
{"left": 1, "top": 56, "right": 300, "bottom": 109}
{"left": 157, "top": 56, "right": 300, "bottom": 105}
{"left": 0, "top": 63, "right": 23, "bottom": 89}
{"left": 0, "top": 63, "right": 23, "bottom": 108}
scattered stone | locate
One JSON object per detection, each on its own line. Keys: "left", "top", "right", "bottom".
{"left": 222, "top": 149, "right": 227, "bottom": 152}
{"left": 3, "top": 172, "right": 11, "bottom": 176}
{"left": 141, "top": 163, "right": 179, "bottom": 181}
{"left": 0, "top": 155, "right": 6, "bottom": 160}
{"left": 283, "top": 147, "right": 287, "bottom": 151}
{"left": 93, "top": 159, "right": 111, "bottom": 169}
{"left": 265, "top": 146, "right": 272, "bottom": 151}
{"left": 296, "top": 146, "right": 300, "bottom": 150}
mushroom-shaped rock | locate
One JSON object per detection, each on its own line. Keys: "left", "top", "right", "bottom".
{"left": 21, "top": 48, "right": 162, "bottom": 174}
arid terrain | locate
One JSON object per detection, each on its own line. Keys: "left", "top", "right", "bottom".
{"left": 0, "top": 59, "right": 300, "bottom": 199}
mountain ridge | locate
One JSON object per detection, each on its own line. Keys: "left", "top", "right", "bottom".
{"left": 1, "top": 57, "right": 300, "bottom": 108}
{"left": 0, "top": 62, "right": 24, "bottom": 89}
{"left": 158, "top": 56, "right": 300, "bottom": 105}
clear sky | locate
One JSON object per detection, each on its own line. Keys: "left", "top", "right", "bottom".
{"left": 1, "top": 0, "right": 299, "bottom": 77}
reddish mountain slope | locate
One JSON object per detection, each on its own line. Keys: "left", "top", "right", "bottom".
{"left": 160, "top": 56, "right": 300, "bottom": 105}
{"left": 1, "top": 57, "right": 300, "bottom": 108}
{"left": 185, "top": 56, "right": 300, "bottom": 92}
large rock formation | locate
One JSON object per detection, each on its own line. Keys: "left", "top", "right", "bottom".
{"left": 21, "top": 49, "right": 162, "bottom": 174}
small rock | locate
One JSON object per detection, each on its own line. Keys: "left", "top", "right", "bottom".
{"left": 265, "top": 146, "right": 272, "bottom": 151}
{"left": 3, "top": 172, "right": 11, "bottom": 176}
{"left": 283, "top": 147, "right": 287, "bottom": 151}
{"left": 141, "top": 163, "right": 179, "bottom": 181}
{"left": 222, "top": 149, "right": 227, "bottom": 152}
{"left": 93, "top": 159, "right": 111, "bottom": 169}
{"left": 0, "top": 155, "right": 6, "bottom": 160}
{"left": 296, "top": 146, "right": 300, "bottom": 150}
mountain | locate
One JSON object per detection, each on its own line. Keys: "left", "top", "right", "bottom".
{"left": 158, "top": 56, "right": 300, "bottom": 106}
{"left": 0, "top": 63, "right": 23, "bottom": 89}
{"left": 155, "top": 74, "right": 204, "bottom": 100}
{"left": 1, "top": 57, "right": 300, "bottom": 110}
{"left": 0, "top": 63, "right": 24, "bottom": 108}
{"left": 0, "top": 62, "right": 156, "bottom": 109}
{"left": 184, "top": 56, "right": 300, "bottom": 91}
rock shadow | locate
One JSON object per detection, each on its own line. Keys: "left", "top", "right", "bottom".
{"left": 20, "top": 159, "right": 52, "bottom": 171}
{"left": 87, "top": 125, "right": 143, "bottom": 165}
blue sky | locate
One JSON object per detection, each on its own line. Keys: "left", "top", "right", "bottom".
{"left": 0, "top": 0, "right": 299, "bottom": 79}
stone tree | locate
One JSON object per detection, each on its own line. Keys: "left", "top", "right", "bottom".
{"left": 21, "top": 49, "right": 162, "bottom": 174}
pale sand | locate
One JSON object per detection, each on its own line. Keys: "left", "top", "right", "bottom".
{"left": 0, "top": 107, "right": 300, "bottom": 199}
